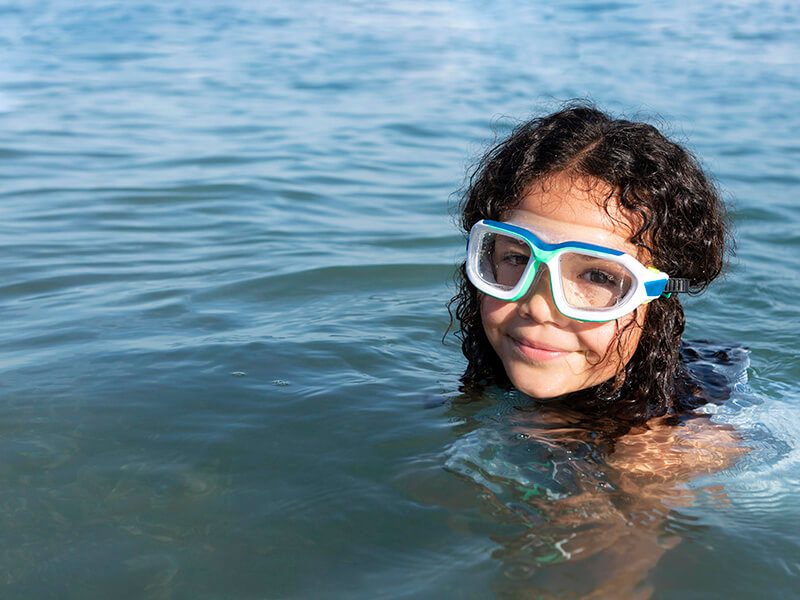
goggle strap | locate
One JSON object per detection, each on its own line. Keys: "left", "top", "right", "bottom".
{"left": 664, "top": 278, "right": 691, "bottom": 293}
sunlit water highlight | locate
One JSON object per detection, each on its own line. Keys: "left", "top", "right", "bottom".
{"left": 1, "top": 2, "right": 799, "bottom": 598}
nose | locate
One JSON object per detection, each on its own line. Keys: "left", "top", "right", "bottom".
{"left": 515, "top": 264, "right": 568, "bottom": 325}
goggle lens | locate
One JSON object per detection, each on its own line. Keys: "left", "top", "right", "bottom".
{"left": 476, "top": 231, "right": 530, "bottom": 291}
{"left": 558, "top": 252, "right": 634, "bottom": 310}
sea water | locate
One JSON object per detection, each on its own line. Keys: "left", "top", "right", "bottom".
{"left": 1, "top": 1, "right": 799, "bottom": 598}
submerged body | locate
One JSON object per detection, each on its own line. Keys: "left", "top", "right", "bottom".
{"left": 510, "top": 411, "right": 743, "bottom": 599}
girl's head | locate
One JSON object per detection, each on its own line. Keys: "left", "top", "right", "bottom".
{"left": 452, "top": 103, "right": 730, "bottom": 423}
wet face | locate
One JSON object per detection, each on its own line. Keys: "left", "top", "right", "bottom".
{"left": 480, "top": 174, "right": 647, "bottom": 399}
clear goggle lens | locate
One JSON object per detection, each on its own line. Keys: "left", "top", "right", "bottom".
{"left": 475, "top": 230, "right": 635, "bottom": 310}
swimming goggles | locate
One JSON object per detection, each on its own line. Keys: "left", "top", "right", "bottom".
{"left": 466, "top": 219, "right": 689, "bottom": 322}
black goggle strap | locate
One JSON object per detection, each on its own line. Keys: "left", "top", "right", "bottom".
{"left": 662, "top": 278, "right": 691, "bottom": 298}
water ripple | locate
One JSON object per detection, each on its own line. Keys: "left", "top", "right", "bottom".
{"left": 0, "top": 1, "right": 798, "bottom": 597}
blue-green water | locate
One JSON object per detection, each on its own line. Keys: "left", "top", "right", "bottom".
{"left": 1, "top": 2, "right": 799, "bottom": 598}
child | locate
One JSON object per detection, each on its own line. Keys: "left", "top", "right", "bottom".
{"left": 447, "top": 103, "right": 744, "bottom": 597}
{"left": 451, "top": 103, "right": 731, "bottom": 424}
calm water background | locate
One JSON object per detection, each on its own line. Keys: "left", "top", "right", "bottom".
{"left": 1, "top": 1, "right": 799, "bottom": 598}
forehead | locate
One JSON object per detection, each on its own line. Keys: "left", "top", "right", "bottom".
{"left": 505, "top": 174, "right": 641, "bottom": 255}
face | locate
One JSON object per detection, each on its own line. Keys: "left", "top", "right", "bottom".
{"left": 480, "top": 174, "right": 647, "bottom": 400}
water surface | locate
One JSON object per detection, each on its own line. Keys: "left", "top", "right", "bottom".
{"left": 1, "top": 1, "right": 799, "bottom": 598}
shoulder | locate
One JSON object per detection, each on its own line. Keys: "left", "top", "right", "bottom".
{"left": 608, "top": 414, "right": 746, "bottom": 486}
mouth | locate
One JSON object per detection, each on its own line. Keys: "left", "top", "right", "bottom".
{"left": 509, "top": 335, "right": 571, "bottom": 362}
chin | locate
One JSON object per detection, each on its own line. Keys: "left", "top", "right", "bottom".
{"left": 508, "top": 371, "right": 578, "bottom": 400}
{"left": 519, "top": 387, "right": 573, "bottom": 401}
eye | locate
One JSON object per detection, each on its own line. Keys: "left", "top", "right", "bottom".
{"left": 581, "top": 268, "right": 618, "bottom": 287}
{"left": 500, "top": 252, "right": 529, "bottom": 267}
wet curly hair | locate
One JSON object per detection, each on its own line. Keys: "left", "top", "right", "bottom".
{"left": 449, "top": 102, "right": 731, "bottom": 424}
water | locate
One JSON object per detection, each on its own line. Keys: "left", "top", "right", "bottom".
{"left": 1, "top": 1, "right": 799, "bottom": 598}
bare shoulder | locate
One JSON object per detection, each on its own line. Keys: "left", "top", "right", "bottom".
{"left": 608, "top": 414, "right": 747, "bottom": 486}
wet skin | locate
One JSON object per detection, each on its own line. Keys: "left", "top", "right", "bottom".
{"left": 480, "top": 174, "right": 649, "bottom": 400}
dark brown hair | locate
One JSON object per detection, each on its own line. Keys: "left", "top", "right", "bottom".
{"left": 449, "top": 102, "right": 731, "bottom": 424}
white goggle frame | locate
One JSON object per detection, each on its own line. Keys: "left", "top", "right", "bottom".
{"left": 466, "top": 219, "right": 679, "bottom": 322}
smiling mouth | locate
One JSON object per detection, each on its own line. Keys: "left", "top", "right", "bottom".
{"left": 510, "top": 336, "right": 571, "bottom": 362}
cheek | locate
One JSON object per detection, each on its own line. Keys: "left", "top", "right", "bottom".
{"left": 577, "top": 322, "right": 621, "bottom": 362}
{"left": 576, "top": 310, "right": 645, "bottom": 369}
{"left": 479, "top": 295, "right": 512, "bottom": 334}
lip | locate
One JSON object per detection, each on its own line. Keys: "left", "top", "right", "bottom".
{"left": 509, "top": 335, "right": 571, "bottom": 362}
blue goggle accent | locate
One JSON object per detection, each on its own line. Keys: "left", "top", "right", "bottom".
{"left": 484, "top": 220, "right": 626, "bottom": 257}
